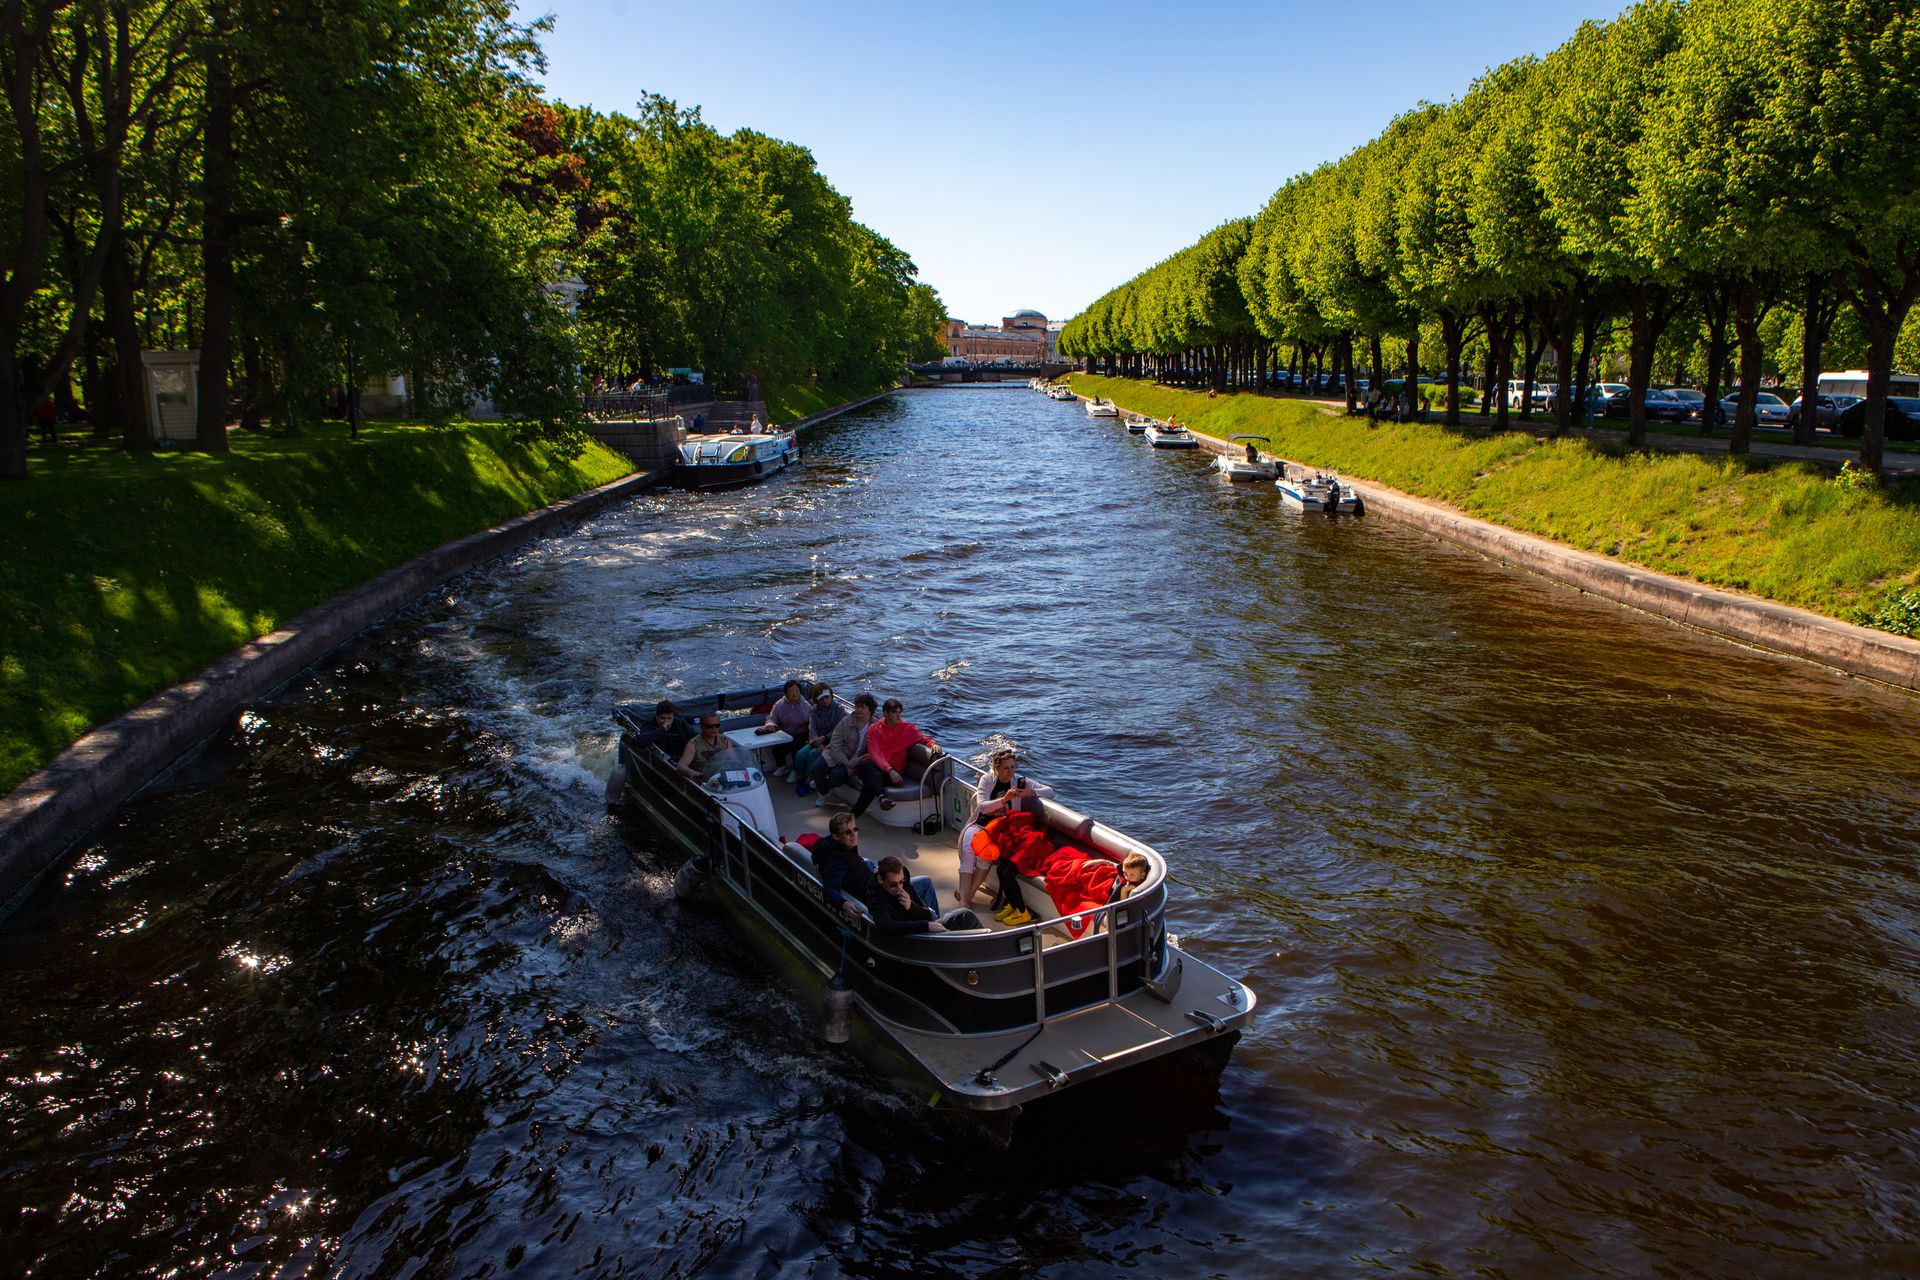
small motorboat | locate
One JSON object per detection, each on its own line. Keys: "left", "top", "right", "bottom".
{"left": 1047, "top": 385, "right": 1076, "bottom": 402}
{"left": 607, "top": 683, "right": 1254, "bottom": 1118}
{"left": 1213, "top": 434, "right": 1278, "bottom": 481}
{"left": 1276, "top": 468, "right": 1363, "bottom": 513}
{"left": 1085, "top": 398, "right": 1119, "bottom": 417}
{"left": 675, "top": 417, "right": 801, "bottom": 490}
{"left": 1123, "top": 414, "right": 1152, "bottom": 434}
{"left": 1144, "top": 422, "right": 1199, "bottom": 448}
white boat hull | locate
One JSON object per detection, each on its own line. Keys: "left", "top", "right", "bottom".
{"left": 1214, "top": 456, "right": 1278, "bottom": 481}
{"left": 1144, "top": 426, "right": 1198, "bottom": 448}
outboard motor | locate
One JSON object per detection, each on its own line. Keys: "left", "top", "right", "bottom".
{"left": 822, "top": 974, "right": 853, "bottom": 1045}
{"left": 673, "top": 856, "right": 709, "bottom": 902}
{"left": 604, "top": 764, "right": 628, "bottom": 811}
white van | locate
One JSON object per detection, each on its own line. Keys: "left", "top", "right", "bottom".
{"left": 1817, "top": 369, "right": 1919, "bottom": 399}
{"left": 1504, "top": 380, "right": 1556, "bottom": 411}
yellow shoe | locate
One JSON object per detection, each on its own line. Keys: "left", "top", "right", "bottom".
{"left": 1002, "top": 909, "right": 1033, "bottom": 927}
{"left": 993, "top": 904, "right": 1015, "bottom": 922}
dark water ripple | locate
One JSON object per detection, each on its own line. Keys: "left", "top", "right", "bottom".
{"left": 4, "top": 387, "right": 1920, "bottom": 1277}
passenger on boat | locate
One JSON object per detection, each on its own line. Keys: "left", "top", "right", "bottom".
{"left": 865, "top": 856, "right": 980, "bottom": 935}
{"left": 792, "top": 684, "right": 842, "bottom": 795}
{"left": 1246, "top": 442, "right": 1260, "bottom": 464}
{"left": 652, "top": 700, "right": 693, "bottom": 761}
{"left": 812, "top": 693, "right": 877, "bottom": 807}
{"left": 1118, "top": 852, "right": 1151, "bottom": 899}
{"left": 678, "top": 712, "right": 747, "bottom": 781}
{"left": 812, "top": 811, "right": 878, "bottom": 923}
{"left": 858, "top": 699, "right": 940, "bottom": 816}
{"left": 956, "top": 750, "right": 1036, "bottom": 907}
{"left": 760, "top": 681, "right": 813, "bottom": 779}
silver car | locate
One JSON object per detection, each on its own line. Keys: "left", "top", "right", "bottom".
{"left": 1717, "top": 392, "right": 1791, "bottom": 426}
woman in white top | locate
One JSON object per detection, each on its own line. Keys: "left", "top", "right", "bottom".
{"left": 955, "top": 749, "right": 1037, "bottom": 907}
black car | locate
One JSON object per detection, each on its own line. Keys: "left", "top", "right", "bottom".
{"left": 1634, "top": 388, "right": 1690, "bottom": 422}
{"left": 1834, "top": 396, "right": 1920, "bottom": 441}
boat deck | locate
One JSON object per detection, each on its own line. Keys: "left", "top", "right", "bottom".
{"left": 759, "top": 775, "right": 1072, "bottom": 943}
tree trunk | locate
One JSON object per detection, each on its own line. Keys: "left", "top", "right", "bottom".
{"left": 106, "top": 230, "right": 151, "bottom": 450}
{"left": 1795, "top": 272, "right": 1838, "bottom": 447}
{"left": 1623, "top": 284, "right": 1672, "bottom": 448}
{"left": 1698, "top": 284, "right": 1730, "bottom": 439}
{"left": 1405, "top": 332, "right": 1421, "bottom": 419}
{"left": 1730, "top": 277, "right": 1764, "bottom": 457}
{"left": 1440, "top": 310, "right": 1465, "bottom": 425}
{"left": 196, "top": 6, "right": 234, "bottom": 452}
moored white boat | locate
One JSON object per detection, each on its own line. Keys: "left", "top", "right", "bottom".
{"left": 1276, "top": 468, "right": 1363, "bottom": 513}
{"left": 1214, "top": 434, "right": 1278, "bottom": 481}
{"left": 1047, "top": 385, "right": 1076, "bottom": 402}
{"left": 1085, "top": 397, "right": 1119, "bottom": 417}
{"left": 607, "top": 684, "right": 1254, "bottom": 1118}
{"left": 676, "top": 419, "right": 801, "bottom": 490}
{"left": 1144, "top": 423, "right": 1199, "bottom": 448}
{"left": 1123, "top": 414, "right": 1152, "bottom": 434}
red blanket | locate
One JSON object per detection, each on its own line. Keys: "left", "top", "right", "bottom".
{"left": 978, "top": 813, "right": 1119, "bottom": 938}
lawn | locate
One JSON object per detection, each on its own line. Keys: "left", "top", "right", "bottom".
{"left": 766, "top": 375, "right": 899, "bottom": 424}
{"left": 0, "top": 421, "right": 634, "bottom": 793}
{"left": 1069, "top": 374, "right": 1920, "bottom": 631}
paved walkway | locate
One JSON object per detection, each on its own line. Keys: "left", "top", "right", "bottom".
{"left": 1299, "top": 398, "right": 1920, "bottom": 476}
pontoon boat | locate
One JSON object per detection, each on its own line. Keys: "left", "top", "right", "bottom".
{"left": 606, "top": 684, "right": 1254, "bottom": 1117}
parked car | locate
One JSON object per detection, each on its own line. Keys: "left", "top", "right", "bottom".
{"left": 1717, "top": 392, "right": 1791, "bottom": 426}
{"left": 1501, "top": 380, "right": 1556, "bottom": 411}
{"left": 1787, "top": 393, "right": 1858, "bottom": 429}
{"left": 1834, "top": 396, "right": 1920, "bottom": 441}
{"left": 1588, "top": 383, "right": 1632, "bottom": 417}
{"left": 1664, "top": 387, "right": 1707, "bottom": 420}
{"left": 1637, "top": 388, "right": 1691, "bottom": 422}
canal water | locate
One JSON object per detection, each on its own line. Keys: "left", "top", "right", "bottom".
{"left": 4, "top": 388, "right": 1919, "bottom": 1277}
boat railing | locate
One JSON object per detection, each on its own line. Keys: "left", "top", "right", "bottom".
{"left": 622, "top": 697, "right": 1177, "bottom": 1031}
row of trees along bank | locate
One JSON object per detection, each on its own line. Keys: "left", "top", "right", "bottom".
{"left": 1058, "top": 0, "right": 1920, "bottom": 475}
{"left": 0, "top": 3, "right": 946, "bottom": 480}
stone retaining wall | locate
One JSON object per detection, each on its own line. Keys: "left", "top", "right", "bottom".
{"left": 1077, "top": 393, "right": 1920, "bottom": 692}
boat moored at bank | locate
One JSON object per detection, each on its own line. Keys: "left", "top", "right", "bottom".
{"left": 1085, "top": 397, "right": 1119, "bottom": 417}
{"left": 1144, "top": 422, "right": 1199, "bottom": 448}
{"left": 676, "top": 420, "right": 801, "bottom": 489}
{"left": 1276, "top": 467, "right": 1363, "bottom": 513}
{"left": 1214, "top": 435, "right": 1279, "bottom": 481}
{"left": 606, "top": 683, "right": 1254, "bottom": 1116}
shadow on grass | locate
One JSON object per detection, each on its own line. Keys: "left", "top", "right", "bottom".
{"left": 0, "top": 422, "right": 633, "bottom": 792}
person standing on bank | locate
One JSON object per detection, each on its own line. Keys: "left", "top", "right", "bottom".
{"left": 858, "top": 698, "right": 940, "bottom": 816}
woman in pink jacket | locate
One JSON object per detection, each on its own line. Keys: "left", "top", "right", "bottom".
{"left": 855, "top": 698, "right": 941, "bottom": 816}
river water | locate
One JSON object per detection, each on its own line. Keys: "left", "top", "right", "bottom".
{"left": 4, "top": 387, "right": 1919, "bottom": 1278}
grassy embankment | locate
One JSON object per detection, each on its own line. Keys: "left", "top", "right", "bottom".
{"left": 0, "top": 423, "right": 634, "bottom": 794}
{"left": 1069, "top": 373, "right": 1920, "bottom": 634}
{"left": 766, "top": 374, "right": 899, "bottom": 423}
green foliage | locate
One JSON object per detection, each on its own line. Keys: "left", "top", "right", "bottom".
{"left": 568, "top": 95, "right": 943, "bottom": 392}
{"left": 1066, "top": 0, "right": 1920, "bottom": 466}
{"left": 0, "top": 424, "right": 634, "bottom": 791}
{"left": 1852, "top": 587, "right": 1920, "bottom": 637}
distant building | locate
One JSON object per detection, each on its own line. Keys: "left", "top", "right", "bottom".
{"left": 941, "top": 308, "right": 1049, "bottom": 362}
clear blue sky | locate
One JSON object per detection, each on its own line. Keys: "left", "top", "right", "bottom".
{"left": 519, "top": 1, "right": 1624, "bottom": 326}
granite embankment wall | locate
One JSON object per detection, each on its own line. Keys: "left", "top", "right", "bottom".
{"left": 1089, "top": 396, "right": 1920, "bottom": 692}
{"left": 0, "top": 469, "right": 655, "bottom": 918}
